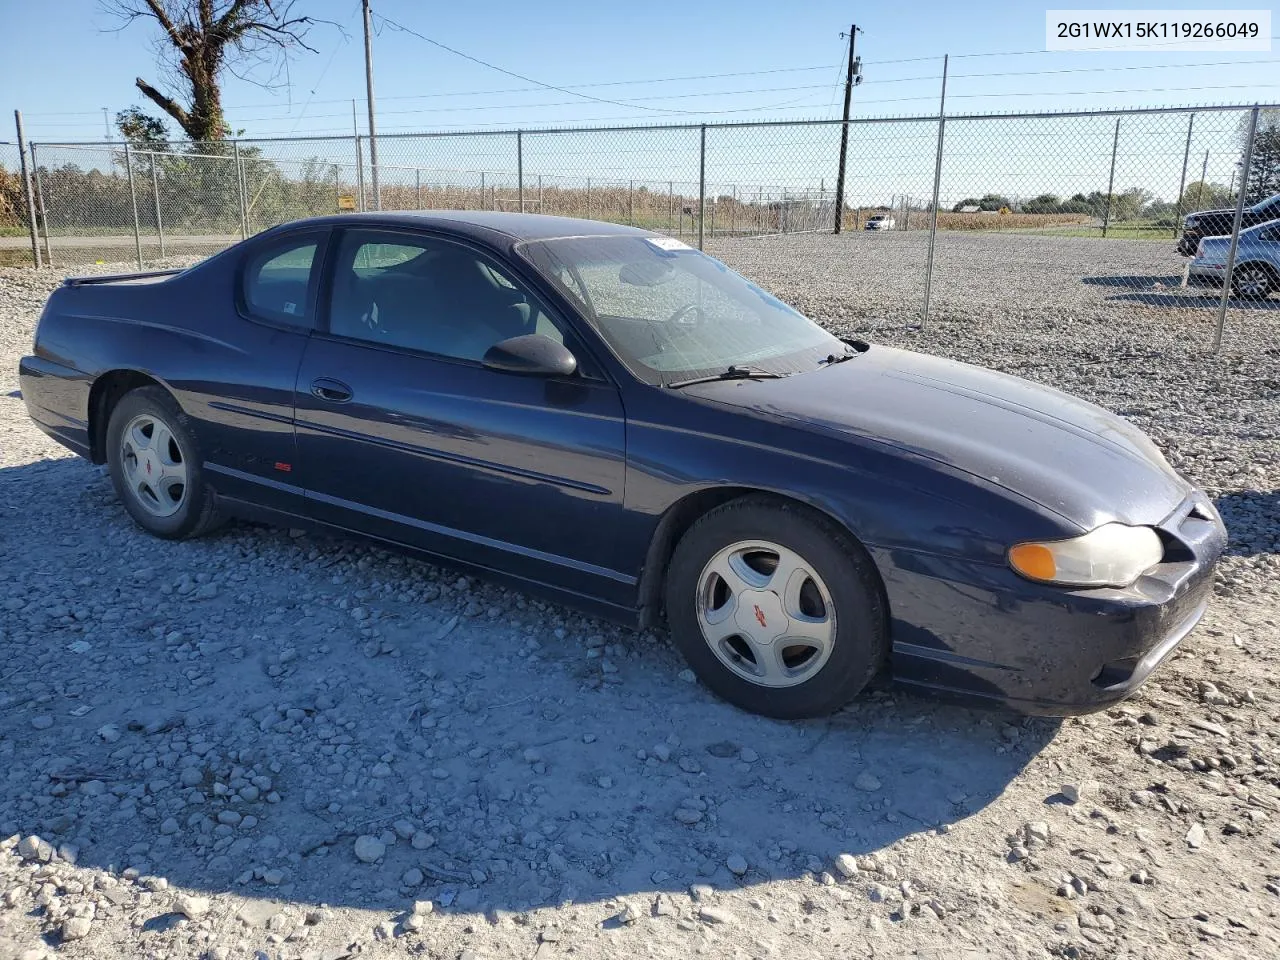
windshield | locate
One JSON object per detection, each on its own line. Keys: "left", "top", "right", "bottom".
{"left": 516, "top": 235, "right": 842, "bottom": 385}
{"left": 1250, "top": 194, "right": 1280, "bottom": 215}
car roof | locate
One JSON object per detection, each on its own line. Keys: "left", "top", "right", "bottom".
{"left": 268, "top": 210, "right": 658, "bottom": 244}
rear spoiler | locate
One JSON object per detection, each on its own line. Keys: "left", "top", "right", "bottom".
{"left": 62, "top": 268, "right": 186, "bottom": 287}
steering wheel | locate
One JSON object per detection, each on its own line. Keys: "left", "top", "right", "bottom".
{"left": 667, "top": 303, "right": 709, "bottom": 327}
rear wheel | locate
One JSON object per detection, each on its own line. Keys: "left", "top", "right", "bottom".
{"left": 665, "top": 496, "right": 887, "bottom": 719}
{"left": 1233, "top": 264, "right": 1274, "bottom": 300}
{"left": 105, "top": 386, "right": 221, "bottom": 539}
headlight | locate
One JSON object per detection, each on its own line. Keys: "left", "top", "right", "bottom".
{"left": 1185, "top": 217, "right": 1199, "bottom": 228}
{"left": 1008, "top": 523, "right": 1164, "bottom": 588}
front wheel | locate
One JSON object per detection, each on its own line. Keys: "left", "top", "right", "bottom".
{"left": 105, "top": 386, "right": 222, "bottom": 539}
{"left": 665, "top": 496, "right": 887, "bottom": 719}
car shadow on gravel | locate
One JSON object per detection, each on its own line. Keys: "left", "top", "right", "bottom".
{"left": 1214, "top": 489, "right": 1280, "bottom": 556}
{"left": 1082, "top": 274, "right": 1185, "bottom": 288}
{"left": 1105, "top": 290, "right": 1280, "bottom": 310}
{"left": 1, "top": 457, "right": 1061, "bottom": 919}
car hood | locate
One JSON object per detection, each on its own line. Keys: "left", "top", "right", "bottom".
{"left": 687, "top": 346, "right": 1189, "bottom": 529}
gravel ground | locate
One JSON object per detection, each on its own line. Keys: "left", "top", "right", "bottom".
{"left": 1, "top": 232, "right": 1277, "bottom": 960}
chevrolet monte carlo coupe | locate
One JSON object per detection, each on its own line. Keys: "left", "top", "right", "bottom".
{"left": 20, "top": 212, "right": 1227, "bottom": 719}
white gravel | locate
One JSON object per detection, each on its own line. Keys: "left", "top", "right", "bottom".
{"left": 1, "top": 234, "right": 1278, "bottom": 960}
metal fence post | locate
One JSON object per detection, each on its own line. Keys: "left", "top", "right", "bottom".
{"left": 149, "top": 154, "right": 166, "bottom": 259}
{"left": 1102, "top": 117, "right": 1121, "bottom": 238}
{"left": 355, "top": 134, "right": 366, "bottom": 212}
{"left": 1172, "top": 112, "right": 1195, "bottom": 238}
{"left": 517, "top": 130, "right": 524, "bottom": 210}
{"left": 1196, "top": 149, "right": 1209, "bottom": 209}
{"left": 479, "top": 171, "right": 485, "bottom": 211}
{"left": 921, "top": 54, "right": 949, "bottom": 331}
{"left": 233, "top": 141, "right": 248, "bottom": 238}
{"left": 628, "top": 179, "right": 634, "bottom": 225}
{"left": 697, "top": 124, "right": 707, "bottom": 250}
{"left": 1214, "top": 106, "right": 1260, "bottom": 354}
{"left": 124, "top": 142, "right": 143, "bottom": 270}
{"left": 13, "top": 111, "right": 41, "bottom": 269}
{"left": 667, "top": 180, "right": 673, "bottom": 233}
{"left": 586, "top": 176, "right": 591, "bottom": 218}
{"left": 30, "top": 142, "right": 52, "bottom": 267}
{"left": 538, "top": 174, "right": 543, "bottom": 212}
{"left": 415, "top": 169, "right": 422, "bottom": 209}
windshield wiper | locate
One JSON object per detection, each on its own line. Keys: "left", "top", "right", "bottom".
{"left": 665, "top": 365, "right": 789, "bottom": 389}
{"left": 820, "top": 337, "right": 871, "bottom": 367}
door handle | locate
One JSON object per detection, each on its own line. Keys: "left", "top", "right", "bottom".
{"left": 311, "top": 378, "right": 353, "bottom": 403}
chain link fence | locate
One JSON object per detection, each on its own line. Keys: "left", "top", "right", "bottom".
{"left": 4, "top": 104, "right": 1277, "bottom": 348}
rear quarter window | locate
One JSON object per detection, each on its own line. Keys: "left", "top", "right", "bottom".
{"left": 243, "top": 236, "right": 322, "bottom": 327}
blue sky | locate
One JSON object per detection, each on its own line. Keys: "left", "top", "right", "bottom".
{"left": 3, "top": 0, "right": 1277, "bottom": 142}
{"left": 3, "top": 2, "right": 1276, "bottom": 206}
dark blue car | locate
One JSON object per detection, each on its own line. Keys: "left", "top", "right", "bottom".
{"left": 18, "top": 212, "right": 1226, "bottom": 719}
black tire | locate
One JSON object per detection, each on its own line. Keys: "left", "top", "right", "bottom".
{"left": 665, "top": 495, "right": 887, "bottom": 719}
{"left": 1232, "top": 264, "right": 1274, "bottom": 300}
{"left": 105, "top": 385, "right": 222, "bottom": 540}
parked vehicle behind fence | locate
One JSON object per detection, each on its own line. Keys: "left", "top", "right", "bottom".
{"left": 1178, "top": 193, "right": 1280, "bottom": 257}
{"left": 1188, "top": 218, "right": 1280, "bottom": 299}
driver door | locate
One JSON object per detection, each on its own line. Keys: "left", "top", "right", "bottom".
{"left": 293, "top": 228, "right": 632, "bottom": 604}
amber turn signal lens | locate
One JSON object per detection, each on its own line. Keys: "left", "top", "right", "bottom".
{"left": 1008, "top": 543, "right": 1057, "bottom": 582}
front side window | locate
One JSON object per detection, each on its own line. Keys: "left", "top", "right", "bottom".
{"left": 516, "top": 235, "right": 842, "bottom": 385}
{"left": 327, "top": 229, "right": 567, "bottom": 363}
{"left": 243, "top": 234, "right": 321, "bottom": 327}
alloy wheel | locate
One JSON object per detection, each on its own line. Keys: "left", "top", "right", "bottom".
{"left": 1236, "top": 266, "right": 1272, "bottom": 298}
{"left": 695, "top": 539, "right": 836, "bottom": 688}
{"left": 119, "top": 413, "right": 188, "bottom": 518}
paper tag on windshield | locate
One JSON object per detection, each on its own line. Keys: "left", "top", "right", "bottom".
{"left": 645, "top": 237, "right": 691, "bottom": 252}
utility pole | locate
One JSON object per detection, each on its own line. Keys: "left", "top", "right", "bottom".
{"left": 102, "top": 107, "right": 111, "bottom": 141}
{"left": 833, "top": 23, "right": 862, "bottom": 234}
{"left": 362, "top": 0, "right": 381, "bottom": 210}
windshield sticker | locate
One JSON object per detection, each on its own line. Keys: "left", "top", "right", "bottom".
{"left": 645, "top": 237, "right": 692, "bottom": 252}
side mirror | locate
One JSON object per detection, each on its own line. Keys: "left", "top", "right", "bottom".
{"left": 482, "top": 334, "right": 578, "bottom": 377}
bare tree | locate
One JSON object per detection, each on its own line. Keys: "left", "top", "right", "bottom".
{"left": 105, "top": 1, "right": 324, "bottom": 142}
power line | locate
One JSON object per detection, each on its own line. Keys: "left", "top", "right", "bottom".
{"left": 866, "top": 35, "right": 1280, "bottom": 65}
{"left": 220, "top": 65, "right": 843, "bottom": 112}
{"left": 284, "top": 1, "right": 360, "bottom": 135}
{"left": 953, "top": 57, "right": 1280, "bottom": 81}
{"left": 225, "top": 83, "right": 841, "bottom": 122}
{"left": 849, "top": 81, "right": 1280, "bottom": 107}
{"left": 209, "top": 56, "right": 1280, "bottom": 123}
{"left": 371, "top": 12, "right": 705, "bottom": 114}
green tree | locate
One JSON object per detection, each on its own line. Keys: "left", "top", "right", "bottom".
{"left": 1180, "top": 181, "right": 1233, "bottom": 210}
{"left": 1021, "top": 193, "right": 1062, "bottom": 214}
{"left": 1243, "top": 107, "right": 1280, "bottom": 204}
{"left": 115, "top": 107, "right": 170, "bottom": 147}
{"left": 1110, "top": 186, "right": 1153, "bottom": 222}
{"left": 105, "top": 1, "right": 325, "bottom": 142}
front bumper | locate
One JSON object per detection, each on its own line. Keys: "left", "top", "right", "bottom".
{"left": 883, "top": 492, "right": 1227, "bottom": 716}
